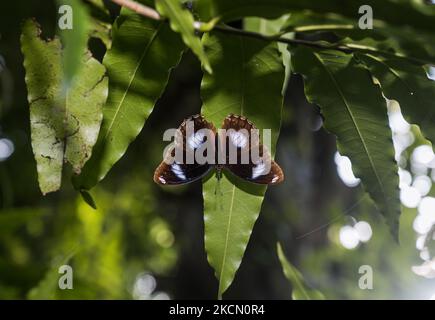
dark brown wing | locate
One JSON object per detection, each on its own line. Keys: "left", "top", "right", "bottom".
{"left": 154, "top": 114, "right": 216, "bottom": 185}
{"left": 220, "top": 114, "right": 284, "bottom": 185}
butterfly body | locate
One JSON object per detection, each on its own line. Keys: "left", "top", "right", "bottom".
{"left": 154, "top": 114, "right": 284, "bottom": 186}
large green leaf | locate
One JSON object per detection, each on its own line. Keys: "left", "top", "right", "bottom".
{"left": 277, "top": 243, "right": 325, "bottom": 300}
{"left": 291, "top": 47, "right": 400, "bottom": 239}
{"left": 21, "top": 19, "right": 107, "bottom": 194}
{"left": 196, "top": 0, "right": 435, "bottom": 32}
{"left": 201, "top": 32, "right": 284, "bottom": 297}
{"left": 73, "top": 9, "right": 185, "bottom": 190}
{"left": 155, "top": 0, "right": 211, "bottom": 73}
{"left": 357, "top": 54, "right": 435, "bottom": 145}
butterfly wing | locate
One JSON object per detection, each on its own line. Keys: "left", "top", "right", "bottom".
{"left": 220, "top": 114, "right": 284, "bottom": 185}
{"left": 154, "top": 114, "right": 216, "bottom": 185}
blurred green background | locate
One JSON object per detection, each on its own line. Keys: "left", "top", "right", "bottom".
{"left": 1, "top": 0, "right": 435, "bottom": 299}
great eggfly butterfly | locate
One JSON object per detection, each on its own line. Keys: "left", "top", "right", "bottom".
{"left": 153, "top": 114, "right": 284, "bottom": 185}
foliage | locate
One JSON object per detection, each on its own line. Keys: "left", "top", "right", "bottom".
{"left": 73, "top": 8, "right": 184, "bottom": 191}
{"left": 4, "top": 0, "right": 434, "bottom": 299}
{"left": 21, "top": 19, "right": 107, "bottom": 194}
{"left": 277, "top": 243, "right": 324, "bottom": 300}
{"left": 201, "top": 32, "right": 283, "bottom": 297}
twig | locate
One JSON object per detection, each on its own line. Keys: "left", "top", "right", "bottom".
{"left": 213, "top": 24, "right": 353, "bottom": 53}
{"left": 110, "top": 0, "right": 161, "bottom": 20}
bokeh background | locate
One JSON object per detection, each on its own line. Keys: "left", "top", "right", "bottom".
{"left": 1, "top": 0, "right": 435, "bottom": 299}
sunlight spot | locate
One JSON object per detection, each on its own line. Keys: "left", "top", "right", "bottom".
{"left": 420, "top": 249, "right": 431, "bottom": 261}
{"left": 388, "top": 107, "right": 410, "bottom": 134}
{"left": 354, "top": 221, "right": 372, "bottom": 242}
{"left": 152, "top": 292, "right": 170, "bottom": 300}
{"left": 339, "top": 226, "right": 359, "bottom": 249}
{"left": 412, "top": 145, "right": 435, "bottom": 165}
{"left": 398, "top": 169, "right": 412, "bottom": 188}
{"left": 416, "top": 235, "right": 426, "bottom": 250}
{"left": 393, "top": 132, "right": 414, "bottom": 160}
{"left": 400, "top": 185, "right": 421, "bottom": 208}
{"left": 133, "top": 273, "right": 156, "bottom": 300}
{"left": 428, "top": 66, "right": 435, "bottom": 81}
{"left": 412, "top": 260, "right": 435, "bottom": 278}
{"left": 334, "top": 152, "right": 361, "bottom": 187}
{"left": 413, "top": 214, "right": 434, "bottom": 235}
{"left": 0, "top": 138, "right": 14, "bottom": 161}
{"left": 413, "top": 175, "right": 432, "bottom": 197}
{"left": 411, "top": 162, "right": 428, "bottom": 176}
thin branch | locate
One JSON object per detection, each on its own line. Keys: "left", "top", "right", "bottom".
{"left": 108, "top": 0, "right": 430, "bottom": 66}
{"left": 110, "top": 0, "right": 161, "bottom": 20}
{"left": 213, "top": 24, "right": 353, "bottom": 53}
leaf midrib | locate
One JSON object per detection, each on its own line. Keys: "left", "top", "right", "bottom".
{"left": 218, "top": 184, "right": 236, "bottom": 296}
{"left": 313, "top": 52, "right": 388, "bottom": 208}
{"left": 104, "top": 22, "right": 163, "bottom": 139}
{"left": 218, "top": 37, "right": 246, "bottom": 296}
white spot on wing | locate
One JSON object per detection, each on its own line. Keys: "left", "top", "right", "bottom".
{"left": 230, "top": 131, "right": 248, "bottom": 148}
{"left": 252, "top": 162, "right": 267, "bottom": 179}
{"left": 158, "top": 176, "right": 166, "bottom": 184}
{"left": 171, "top": 163, "right": 186, "bottom": 180}
{"left": 187, "top": 131, "right": 205, "bottom": 150}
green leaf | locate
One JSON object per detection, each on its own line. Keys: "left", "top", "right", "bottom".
{"left": 277, "top": 243, "right": 325, "bottom": 300}
{"left": 281, "top": 10, "right": 385, "bottom": 40}
{"left": 21, "top": 20, "right": 64, "bottom": 194}
{"left": 73, "top": 9, "right": 185, "bottom": 190}
{"left": 89, "top": 19, "right": 112, "bottom": 49}
{"left": 57, "top": 0, "right": 91, "bottom": 86}
{"left": 64, "top": 54, "right": 108, "bottom": 174}
{"left": 21, "top": 19, "right": 107, "bottom": 194}
{"left": 357, "top": 54, "right": 435, "bottom": 145}
{"left": 243, "top": 16, "right": 291, "bottom": 93}
{"left": 80, "top": 190, "right": 97, "bottom": 210}
{"left": 155, "top": 0, "right": 211, "bottom": 73}
{"left": 280, "top": 11, "right": 435, "bottom": 66}
{"left": 195, "top": 0, "right": 435, "bottom": 32}
{"left": 201, "top": 32, "right": 284, "bottom": 297}
{"left": 291, "top": 47, "right": 400, "bottom": 240}
{"left": 85, "top": 0, "right": 112, "bottom": 48}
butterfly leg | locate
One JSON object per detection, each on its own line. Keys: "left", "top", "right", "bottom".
{"left": 214, "top": 167, "right": 224, "bottom": 211}
{"left": 214, "top": 167, "right": 223, "bottom": 196}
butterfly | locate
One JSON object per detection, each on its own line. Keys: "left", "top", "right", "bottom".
{"left": 153, "top": 114, "right": 284, "bottom": 185}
